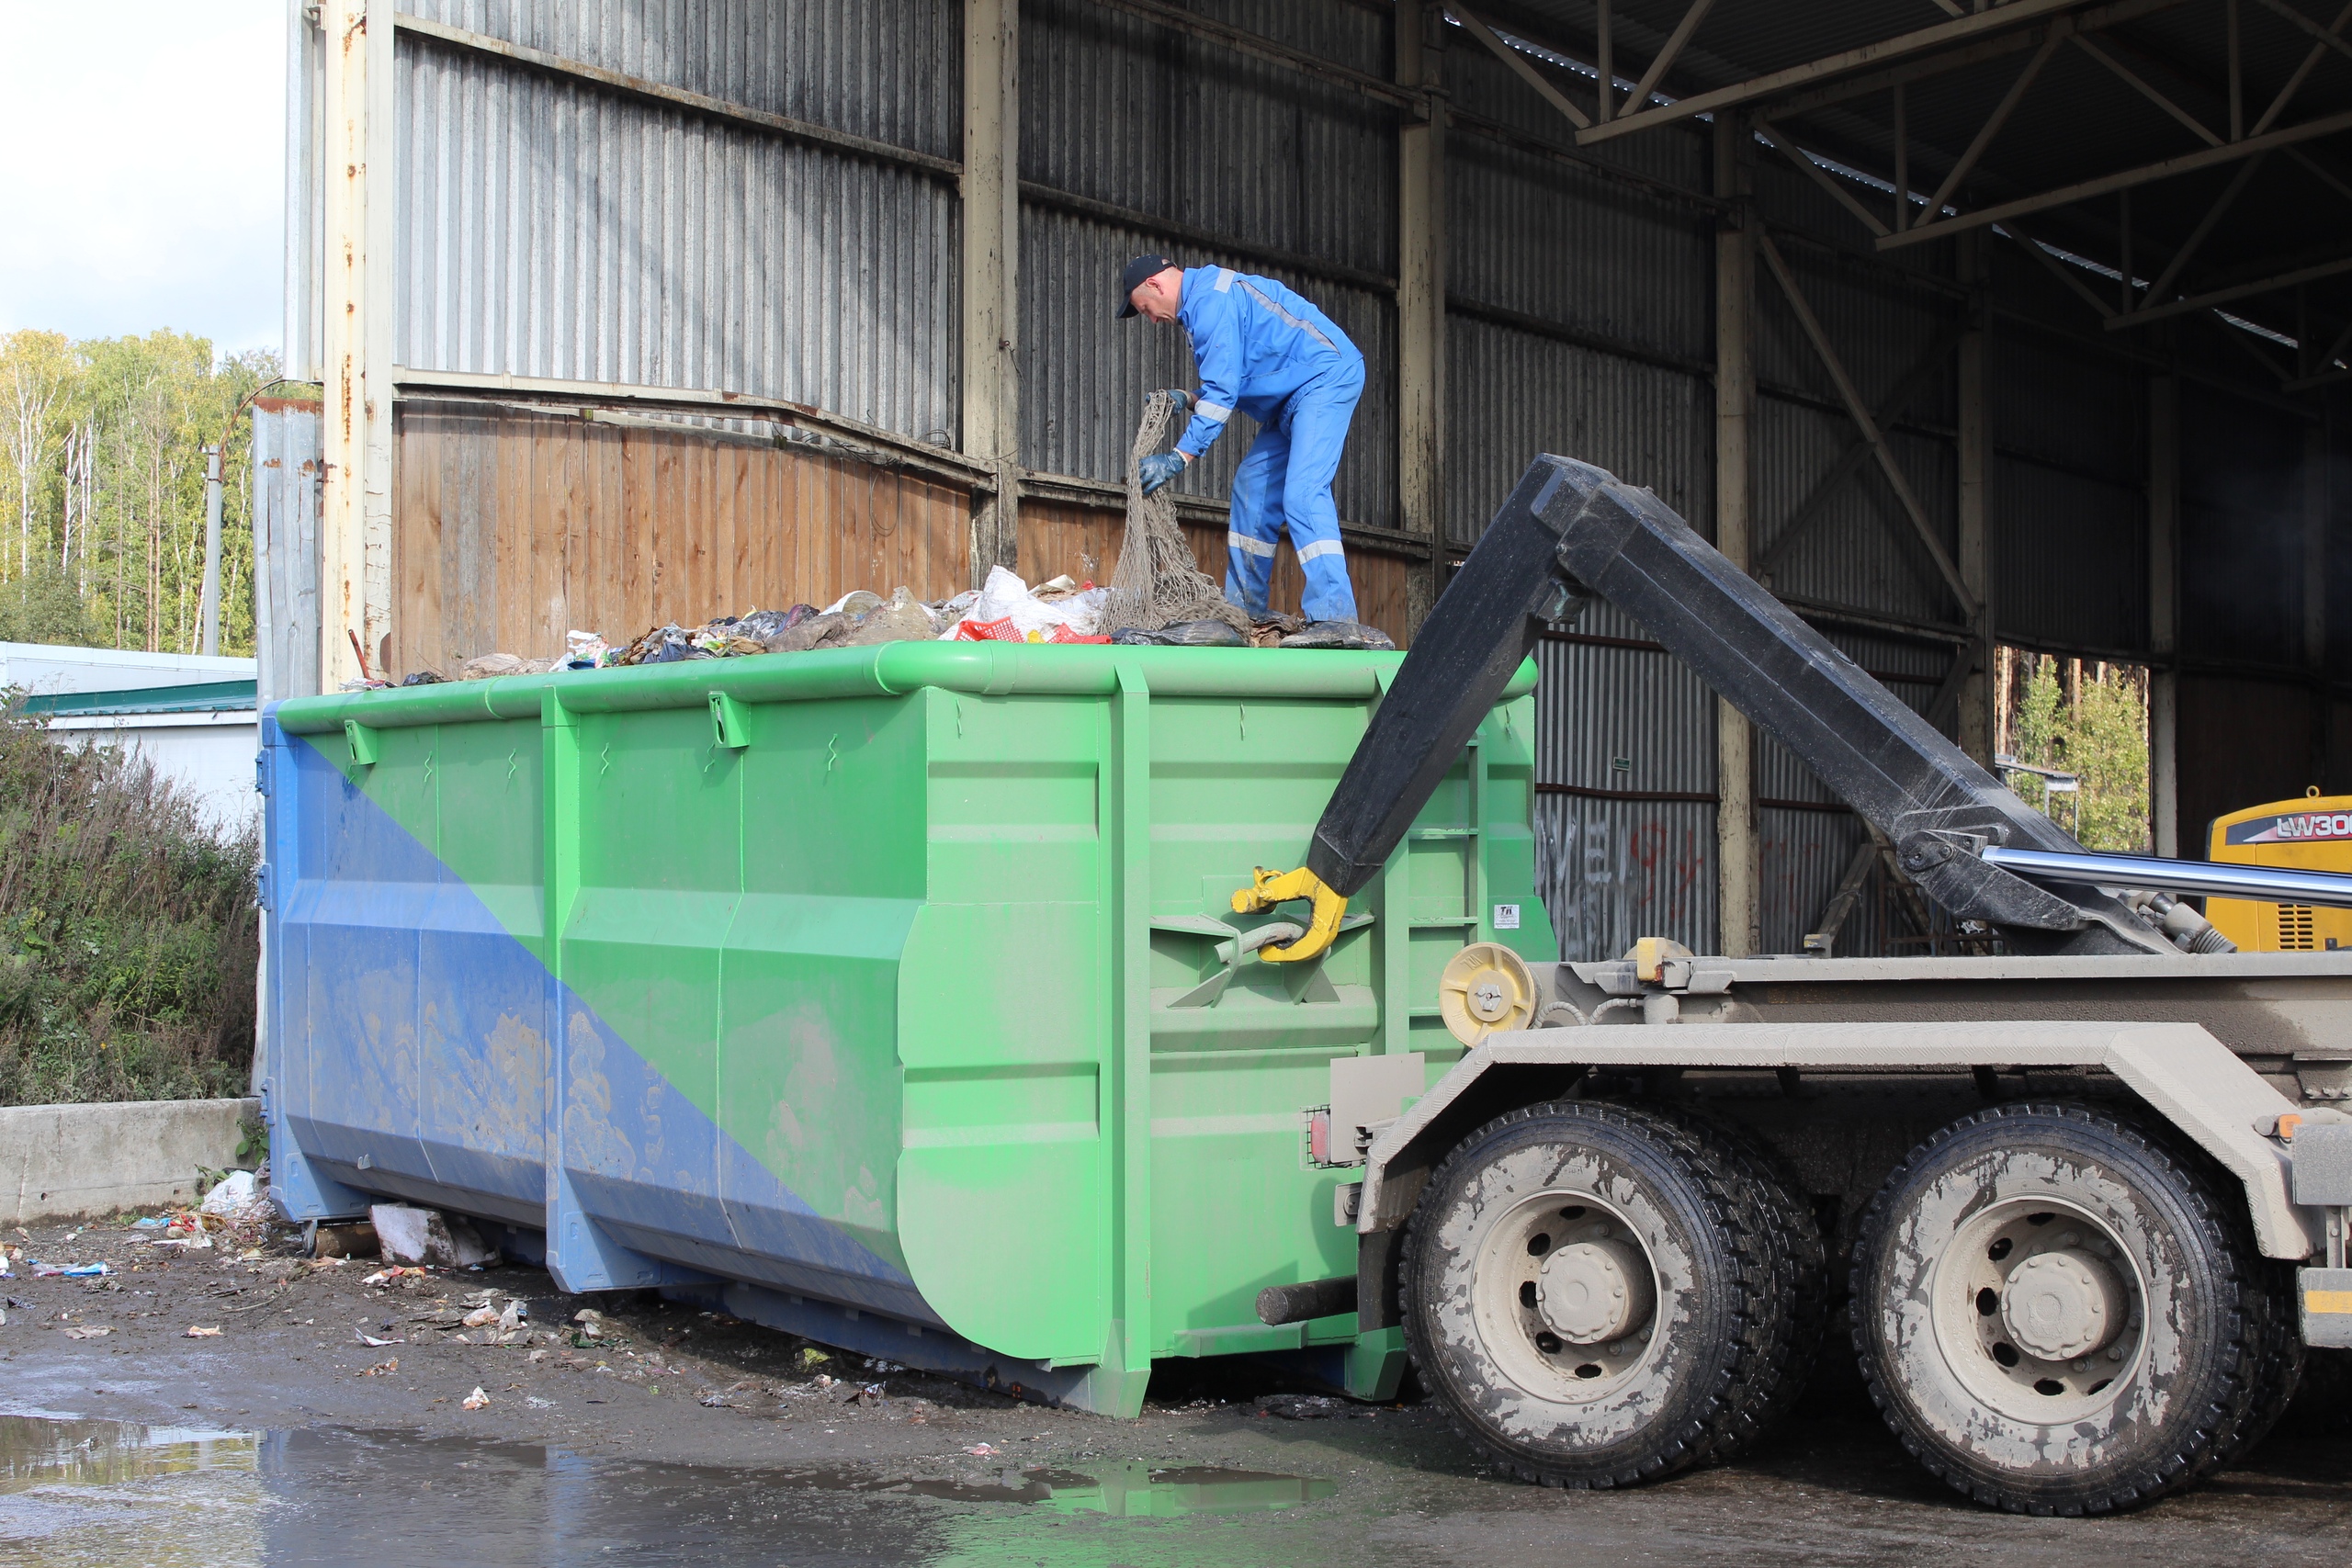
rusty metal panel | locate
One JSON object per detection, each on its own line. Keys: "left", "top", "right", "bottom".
{"left": 253, "top": 400, "right": 324, "bottom": 705}
{"left": 390, "top": 0, "right": 960, "bottom": 442}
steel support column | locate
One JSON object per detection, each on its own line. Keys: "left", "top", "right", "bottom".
{"left": 2149, "top": 365, "right": 2181, "bottom": 855}
{"left": 319, "top": 0, "right": 395, "bottom": 691}
{"left": 1715, "top": 114, "right": 1759, "bottom": 957}
{"left": 1398, "top": 1, "right": 1448, "bottom": 637}
{"left": 963, "top": 0, "right": 1021, "bottom": 585}
{"left": 1957, "top": 231, "right": 1995, "bottom": 765}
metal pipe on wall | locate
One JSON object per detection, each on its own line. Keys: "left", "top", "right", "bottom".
{"left": 198, "top": 445, "right": 223, "bottom": 656}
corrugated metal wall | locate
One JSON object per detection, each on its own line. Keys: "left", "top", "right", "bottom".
{"left": 393, "top": 0, "right": 962, "bottom": 441}
{"left": 1019, "top": 0, "right": 1398, "bottom": 518}
{"left": 296, "top": 0, "right": 2228, "bottom": 958}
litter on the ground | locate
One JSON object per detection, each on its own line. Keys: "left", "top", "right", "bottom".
{"left": 1259, "top": 1393, "right": 1367, "bottom": 1419}
{"left": 462, "top": 1387, "right": 491, "bottom": 1411}
{"left": 130, "top": 1216, "right": 167, "bottom": 1230}
{"left": 61, "top": 1325, "right": 110, "bottom": 1339}
{"left": 183, "top": 1325, "right": 221, "bottom": 1338}
{"left": 198, "top": 1170, "right": 258, "bottom": 1216}
{"left": 359, "top": 1358, "right": 400, "bottom": 1377}
{"left": 359, "top": 1266, "right": 430, "bottom": 1287}
{"left": 30, "top": 1261, "right": 108, "bottom": 1278}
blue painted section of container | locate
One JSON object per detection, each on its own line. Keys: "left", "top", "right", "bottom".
{"left": 260, "top": 713, "right": 933, "bottom": 1322}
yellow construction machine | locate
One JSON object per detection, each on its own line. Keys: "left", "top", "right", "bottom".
{"left": 2208, "top": 789, "right": 2352, "bottom": 951}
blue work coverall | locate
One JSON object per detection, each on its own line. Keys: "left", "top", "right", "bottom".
{"left": 1173, "top": 266, "right": 1365, "bottom": 622}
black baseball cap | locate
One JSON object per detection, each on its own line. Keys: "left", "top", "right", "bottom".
{"left": 1117, "top": 254, "right": 1176, "bottom": 317}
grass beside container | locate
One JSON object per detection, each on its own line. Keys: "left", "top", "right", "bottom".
{"left": 0, "top": 708, "right": 258, "bottom": 1105}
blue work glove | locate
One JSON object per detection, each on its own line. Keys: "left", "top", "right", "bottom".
{"left": 1160, "top": 389, "right": 1193, "bottom": 410}
{"left": 1138, "top": 452, "right": 1186, "bottom": 495}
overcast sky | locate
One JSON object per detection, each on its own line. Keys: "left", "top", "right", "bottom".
{"left": 0, "top": 3, "right": 286, "bottom": 360}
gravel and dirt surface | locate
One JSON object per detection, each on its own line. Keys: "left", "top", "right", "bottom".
{"left": 4, "top": 1210, "right": 2348, "bottom": 1566}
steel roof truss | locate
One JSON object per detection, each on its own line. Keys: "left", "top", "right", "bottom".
{"left": 1452, "top": 3, "right": 1592, "bottom": 130}
{"left": 1578, "top": 0, "right": 2192, "bottom": 143}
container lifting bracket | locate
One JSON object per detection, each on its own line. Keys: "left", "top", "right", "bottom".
{"left": 1231, "top": 865, "right": 1348, "bottom": 964}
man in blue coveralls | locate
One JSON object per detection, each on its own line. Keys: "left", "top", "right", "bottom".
{"left": 1120, "top": 254, "right": 1363, "bottom": 625}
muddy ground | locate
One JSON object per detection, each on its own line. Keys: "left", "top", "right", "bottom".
{"left": 4, "top": 1211, "right": 2349, "bottom": 1567}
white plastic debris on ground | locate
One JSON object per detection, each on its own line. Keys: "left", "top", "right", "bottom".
{"left": 944, "top": 567, "right": 1112, "bottom": 639}
{"left": 370, "top": 1203, "right": 500, "bottom": 1269}
{"left": 198, "top": 1169, "right": 257, "bottom": 1216}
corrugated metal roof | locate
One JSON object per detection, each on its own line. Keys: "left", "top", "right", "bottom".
{"left": 20, "top": 681, "right": 258, "bottom": 717}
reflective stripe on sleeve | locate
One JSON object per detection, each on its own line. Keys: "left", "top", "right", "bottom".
{"left": 1215, "top": 267, "right": 1238, "bottom": 292}
{"left": 1227, "top": 531, "right": 1278, "bottom": 558}
{"left": 1194, "top": 400, "right": 1233, "bottom": 422}
{"left": 1296, "top": 538, "right": 1346, "bottom": 564}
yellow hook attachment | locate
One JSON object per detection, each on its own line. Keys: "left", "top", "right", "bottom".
{"left": 1230, "top": 865, "right": 1349, "bottom": 964}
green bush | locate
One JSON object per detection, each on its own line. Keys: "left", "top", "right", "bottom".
{"left": 0, "top": 706, "right": 256, "bottom": 1104}
{"left": 2007, "top": 655, "right": 2151, "bottom": 853}
{"left": 0, "top": 571, "right": 96, "bottom": 646}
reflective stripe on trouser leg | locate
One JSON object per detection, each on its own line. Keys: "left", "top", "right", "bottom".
{"left": 1282, "top": 367, "right": 1363, "bottom": 623}
{"left": 1224, "top": 423, "right": 1292, "bottom": 615}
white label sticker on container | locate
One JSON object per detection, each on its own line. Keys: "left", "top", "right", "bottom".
{"left": 1493, "top": 903, "right": 1521, "bottom": 930}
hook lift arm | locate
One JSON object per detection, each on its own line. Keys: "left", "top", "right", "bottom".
{"left": 1241, "top": 455, "right": 2352, "bottom": 964}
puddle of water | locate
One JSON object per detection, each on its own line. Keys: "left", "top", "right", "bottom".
{"left": 805, "top": 1460, "right": 1337, "bottom": 1515}
{"left": 0, "top": 1414, "right": 266, "bottom": 1568}
{"left": 0, "top": 1412, "right": 1341, "bottom": 1568}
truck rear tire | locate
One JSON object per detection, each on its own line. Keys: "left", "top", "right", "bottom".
{"left": 1696, "top": 1115, "right": 1829, "bottom": 1461}
{"left": 1402, "top": 1100, "right": 1802, "bottom": 1488}
{"left": 1851, "top": 1101, "right": 2283, "bottom": 1515}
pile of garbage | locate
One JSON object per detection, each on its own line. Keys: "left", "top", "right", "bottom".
{"left": 373, "top": 564, "right": 1389, "bottom": 688}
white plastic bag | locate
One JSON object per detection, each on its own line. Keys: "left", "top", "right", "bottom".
{"left": 199, "top": 1169, "right": 257, "bottom": 1216}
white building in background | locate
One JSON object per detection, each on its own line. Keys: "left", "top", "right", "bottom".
{"left": 7, "top": 643, "right": 259, "bottom": 834}
{"left": 0, "top": 643, "right": 254, "bottom": 698}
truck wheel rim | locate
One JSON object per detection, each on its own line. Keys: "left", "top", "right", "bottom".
{"left": 1470, "top": 1187, "right": 1661, "bottom": 1404}
{"left": 1928, "top": 1196, "right": 2146, "bottom": 1425}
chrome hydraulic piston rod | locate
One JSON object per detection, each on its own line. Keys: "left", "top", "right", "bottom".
{"left": 1981, "top": 845, "right": 2352, "bottom": 909}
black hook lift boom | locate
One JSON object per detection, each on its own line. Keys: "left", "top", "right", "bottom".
{"left": 1297, "top": 455, "right": 2177, "bottom": 957}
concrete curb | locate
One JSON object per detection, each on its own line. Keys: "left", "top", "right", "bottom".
{"left": 1, "top": 1097, "right": 260, "bottom": 1224}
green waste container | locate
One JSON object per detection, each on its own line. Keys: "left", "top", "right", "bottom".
{"left": 262, "top": 641, "right": 1549, "bottom": 1413}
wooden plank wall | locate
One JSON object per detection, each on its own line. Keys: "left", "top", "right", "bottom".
{"left": 393, "top": 400, "right": 972, "bottom": 676}
{"left": 1020, "top": 500, "right": 1413, "bottom": 648}
{"left": 392, "top": 401, "right": 1414, "bottom": 675}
